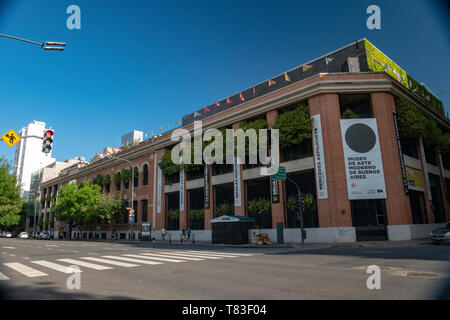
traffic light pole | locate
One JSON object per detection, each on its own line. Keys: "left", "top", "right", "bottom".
{"left": 286, "top": 176, "right": 305, "bottom": 245}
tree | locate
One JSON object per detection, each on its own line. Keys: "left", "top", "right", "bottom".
{"left": 273, "top": 103, "right": 312, "bottom": 148}
{"left": 0, "top": 157, "right": 24, "bottom": 230}
{"left": 90, "top": 193, "right": 127, "bottom": 225}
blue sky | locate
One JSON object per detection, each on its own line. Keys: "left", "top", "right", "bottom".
{"left": 1, "top": 0, "right": 449, "bottom": 164}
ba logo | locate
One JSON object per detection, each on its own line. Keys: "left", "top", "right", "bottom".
{"left": 377, "top": 189, "right": 384, "bottom": 193}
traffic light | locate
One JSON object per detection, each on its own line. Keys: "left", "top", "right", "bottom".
{"left": 42, "top": 129, "right": 54, "bottom": 153}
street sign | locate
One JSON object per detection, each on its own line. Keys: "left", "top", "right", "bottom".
{"left": 129, "top": 213, "right": 135, "bottom": 225}
{"left": 1, "top": 129, "right": 21, "bottom": 147}
{"left": 272, "top": 166, "right": 286, "bottom": 181}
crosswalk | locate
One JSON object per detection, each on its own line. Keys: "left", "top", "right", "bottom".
{"left": 0, "top": 250, "right": 256, "bottom": 281}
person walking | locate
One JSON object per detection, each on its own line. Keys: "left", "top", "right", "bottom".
{"left": 186, "top": 228, "right": 191, "bottom": 241}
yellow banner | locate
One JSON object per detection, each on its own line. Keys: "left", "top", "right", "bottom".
{"left": 405, "top": 166, "right": 425, "bottom": 190}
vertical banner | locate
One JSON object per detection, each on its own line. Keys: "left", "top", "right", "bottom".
{"left": 438, "top": 153, "right": 448, "bottom": 200}
{"left": 393, "top": 113, "right": 409, "bottom": 194}
{"left": 157, "top": 161, "right": 162, "bottom": 213}
{"left": 419, "top": 138, "right": 432, "bottom": 201}
{"left": 179, "top": 169, "right": 185, "bottom": 212}
{"left": 204, "top": 164, "right": 210, "bottom": 209}
{"left": 341, "top": 118, "right": 387, "bottom": 200}
{"left": 311, "top": 114, "right": 328, "bottom": 199}
{"left": 233, "top": 156, "right": 242, "bottom": 207}
{"left": 271, "top": 179, "right": 280, "bottom": 203}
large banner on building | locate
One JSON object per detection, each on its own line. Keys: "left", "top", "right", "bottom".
{"left": 312, "top": 114, "right": 328, "bottom": 199}
{"left": 341, "top": 118, "right": 387, "bottom": 200}
{"left": 405, "top": 166, "right": 425, "bottom": 191}
{"left": 179, "top": 169, "right": 185, "bottom": 212}
{"left": 157, "top": 161, "right": 162, "bottom": 213}
{"left": 204, "top": 164, "right": 210, "bottom": 209}
{"left": 233, "top": 156, "right": 242, "bottom": 207}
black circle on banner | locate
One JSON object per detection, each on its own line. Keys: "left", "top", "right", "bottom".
{"left": 345, "top": 123, "right": 376, "bottom": 153}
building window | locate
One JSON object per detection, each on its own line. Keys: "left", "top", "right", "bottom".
{"left": 141, "top": 199, "right": 148, "bottom": 222}
{"left": 133, "top": 167, "right": 139, "bottom": 188}
{"left": 133, "top": 200, "right": 138, "bottom": 222}
{"left": 429, "top": 174, "right": 445, "bottom": 223}
{"left": 423, "top": 144, "right": 437, "bottom": 166}
{"left": 165, "top": 172, "right": 180, "bottom": 185}
{"left": 441, "top": 153, "right": 450, "bottom": 171}
{"left": 213, "top": 164, "right": 233, "bottom": 176}
{"left": 143, "top": 164, "right": 149, "bottom": 185}
{"left": 400, "top": 138, "right": 418, "bottom": 158}
{"left": 339, "top": 94, "right": 373, "bottom": 118}
{"left": 408, "top": 190, "right": 428, "bottom": 224}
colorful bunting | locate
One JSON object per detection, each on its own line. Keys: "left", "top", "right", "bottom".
{"left": 159, "top": 126, "right": 162, "bottom": 131}
{"left": 175, "top": 120, "right": 179, "bottom": 124}
{"left": 268, "top": 79, "right": 276, "bottom": 86}
{"left": 227, "top": 97, "right": 231, "bottom": 104}
{"left": 325, "top": 57, "right": 334, "bottom": 65}
{"left": 215, "top": 102, "right": 220, "bottom": 107}
{"left": 194, "top": 111, "right": 201, "bottom": 117}
{"left": 167, "top": 123, "right": 170, "bottom": 128}
{"left": 284, "top": 72, "right": 291, "bottom": 82}
{"left": 240, "top": 92, "right": 245, "bottom": 102}
{"left": 302, "top": 64, "right": 312, "bottom": 72}
{"left": 203, "top": 107, "right": 210, "bottom": 113}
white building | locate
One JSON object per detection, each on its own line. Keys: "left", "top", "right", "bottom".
{"left": 121, "top": 130, "right": 143, "bottom": 147}
{"left": 13, "top": 121, "right": 56, "bottom": 201}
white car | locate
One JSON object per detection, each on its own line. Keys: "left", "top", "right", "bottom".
{"left": 18, "top": 232, "right": 29, "bottom": 239}
{"left": 4, "top": 232, "right": 12, "bottom": 238}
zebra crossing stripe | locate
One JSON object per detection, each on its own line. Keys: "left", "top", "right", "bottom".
{"left": 56, "top": 259, "right": 113, "bottom": 270}
{"left": 174, "top": 251, "right": 238, "bottom": 258}
{"left": 158, "top": 252, "right": 223, "bottom": 259}
{"left": 101, "top": 255, "right": 163, "bottom": 265}
{"left": 31, "top": 261, "right": 82, "bottom": 274}
{"left": 141, "top": 252, "right": 205, "bottom": 261}
{"left": 123, "top": 254, "right": 186, "bottom": 263}
{"left": 186, "top": 250, "right": 254, "bottom": 256}
{"left": 3, "top": 262, "right": 48, "bottom": 278}
{"left": 80, "top": 257, "right": 139, "bottom": 267}
{"left": 0, "top": 271, "right": 10, "bottom": 280}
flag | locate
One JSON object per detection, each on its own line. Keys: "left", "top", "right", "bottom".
{"left": 194, "top": 111, "right": 201, "bottom": 117}
{"left": 215, "top": 102, "right": 220, "bottom": 107}
{"left": 167, "top": 123, "right": 170, "bottom": 128}
{"left": 268, "top": 79, "right": 276, "bottom": 86}
{"left": 284, "top": 72, "right": 291, "bottom": 82}
{"left": 203, "top": 107, "right": 210, "bottom": 113}
{"left": 240, "top": 92, "right": 245, "bottom": 102}
{"left": 159, "top": 126, "right": 162, "bottom": 131}
{"left": 302, "top": 64, "right": 312, "bottom": 72}
{"left": 175, "top": 120, "right": 179, "bottom": 124}
{"left": 227, "top": 97, "right": 231, "bottom": 104}
{"left": 253, "top": 86, "right": 256, "bottom": 95}
{"left": 325, "top": 57, "right": 334, "bottom": 65}
{"left": 151, "top": 130, "right": 154, "bottom": 136}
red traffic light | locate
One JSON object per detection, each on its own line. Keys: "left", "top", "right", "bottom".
{"left": 44, "top": 130, "right": 54, "bottom": 138}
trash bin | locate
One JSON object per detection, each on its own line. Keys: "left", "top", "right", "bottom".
{"left": 211, "top": 215, "right": 255, "bottom": 245}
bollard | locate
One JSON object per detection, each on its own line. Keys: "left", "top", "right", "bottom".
{"left": 276, "top": 222, "right": 284, "bottom": 244}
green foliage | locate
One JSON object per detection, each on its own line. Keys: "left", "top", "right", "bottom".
{"left": 238, "top": 118, "right": 268, "bottom": 157}
{"left": 45, "top": 194, "right": 52, "bottom": 203}
{"left": 342, "top": 108, "right": 358, "bottom": 119}
{"left": 247, "top": 198, "right": 271, "bottom": 215}
{"left": 102, "top": 174, "right": 111, "bottom": 186}
{"left": 189, "top": 209, "right": 204, "bottom": 220}
{"left": 113, "top": 172, "right": 121, "bottom": 185}
{"left": 396, "top": 98, "right": 450, "bottom": 152}
{"left": 0, "top": 157, "right": 24, "bottom": 228}
{"left": 273, "top": 103, "right": 312, "bottom": 148}
{"left": 38, "top": 215, "right": 44, "bottom": 229}
{"left": 93, "top": 174, "right": 104, "bottom": 186}
{"left": 159, "top": 150, "right": 182, "bottom": 176}
{"left": 120, "top": 168, "right": 131, "bottom": 183}
{"left": 303, "top": 193, "right": 317, "bottom": 210}
{"left": 168, "top": 208, "right": 179, "bottom": 220}
{"left": 215, "top": 202, "right": 233, "bottom": 216}
{"left": 286, "top": 198, "right": 298, "bottom": 212}
{"left": 91, "top": 193, "right": 127, "bottom": 225}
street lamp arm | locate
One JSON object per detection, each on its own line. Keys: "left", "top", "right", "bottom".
{"left": 0, "top": 33, "right": 42, "bottom": 46}
{"left": 0, "top": 34, "right": 66, "bottom": 50}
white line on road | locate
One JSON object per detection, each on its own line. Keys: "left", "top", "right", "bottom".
{"left": 31, "top": 261, "right": 82, "bottom": 274}
{"left": 158, "top": 252, "right": 223, "bottom": 260}
{"left": 186, "top": 250, "right": 255, "bottom": 256}
{"left": 81, "top": 257, "right": 139, "bottom": 267}
{"left": 123, "top": 254, "right": 186, "bottom": 263}
{"left": 56, "top": 259, "right": 113, "bottom": 270}
{"left": 0, "top": 271, "right": 10, "bottom": 280}
{"left": 2, "top": 247, "right": 15, "bottom": 249}
{"left": 101, "top": 255, "right": 163, "bottom": 265}
{"left": 141, "top": 252, "right": 205, "bottom": 261}
{"left": 3, "top": 262, "right": 48, "bottom": 278}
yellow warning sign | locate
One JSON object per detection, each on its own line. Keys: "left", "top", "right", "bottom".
{"left": 1, "top": 129, "right": 21, "bottom": 147}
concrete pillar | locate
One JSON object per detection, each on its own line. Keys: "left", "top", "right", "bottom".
{"left": 266, "top": 109, "right": 286, "bottom": 228}
{"left": 437, "top": 153, "right": 450, "bottom": 221}
{"left": 417, "top": 140, "right": 435, "bottom": 223}
{"left": 371, "top": 92, "right": 412, "bottom": 225}
{"left": 232, "top": 122, "right": 246, "bottom": 216}
{"left": 308, "top": 93, "right": 352, "bottom": 227}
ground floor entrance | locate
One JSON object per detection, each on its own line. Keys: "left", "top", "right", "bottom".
{"left": 351, "top": 199, "right": 388, "bottom": 241}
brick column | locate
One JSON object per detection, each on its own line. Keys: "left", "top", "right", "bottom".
{"left": 232, "top": 122, "right": 246, "bottom": 216}
{"left": 437, "top": 153, "right": 450, "bottom": 221}
{"left": 308, "top": 93, "right": 352, "bottom": 227}
{"left": 266, "top": 109, "right": 286, "bottom": 227}
{"left": 371, "top": 92, "right": 412, "bottom": 225}
{"left": 204, "top": 165, "right": 214, "bottom": 229}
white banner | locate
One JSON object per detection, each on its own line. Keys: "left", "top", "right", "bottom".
{"left": 157, "top": 162, "right": 162, "bottom": 213}
{"left": 312, "top": 114, "right": 328, "bottom": 199}
{"left": 179, "top": 169, "right": 185, "bottom": 211}
{"left": 419, "top": 137, "right": 432, "bottom": 200}
{"left": 341, "top": 118, "right": 387, "bottom": 200}
{"left": 233, "top": 156, "right": 242, "bottom": 207}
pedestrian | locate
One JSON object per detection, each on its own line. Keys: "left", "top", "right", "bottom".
{"left": 161, "top": 228, "right": 166, "bottom": 240}
{"left": 182, "top": 228, "right": 186, "bottom": 241}
{"left": 186, "top": 228, "right": 191, "bottom": 241}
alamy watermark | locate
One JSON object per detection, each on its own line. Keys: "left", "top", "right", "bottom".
{"left": 366, "top": 5, "right": 381, "bottom": 30}
{"left": 366, "top": 265, "right": 381, "bottom": 290}
{"left": 67, "top": 5, "right": 81, "bottom": 30}
{"left": 66, "top": 265, "right": 81, "bottom": 290}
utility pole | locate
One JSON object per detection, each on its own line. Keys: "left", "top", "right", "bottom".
{"left": 286, "top": 176, "right": 305, "bottom": 245}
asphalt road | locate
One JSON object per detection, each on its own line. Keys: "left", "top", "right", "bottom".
{"left": 0, "top": 238, "right": 449, "bottom": 299}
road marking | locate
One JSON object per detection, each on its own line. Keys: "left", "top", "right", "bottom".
{"left": 2, "top": 246, "right": 15, "bottom": 249}
{"left": 141, "top": 252, "right": 204, "bottom": 261}
{"left": 186, "top": 250, "right": 255, "bottom": 256}
{"left": 3, "top": 262, "right": 48, "bottom": 278}
{"left": 45, "top": 245, "right": 59, "bottom": 247}
{"left": 158, "top": 252, "right": 222, "bottom": 259}
{"left": 101, "top": 255, "right": 163, "bottom": 265}
{"left": 56, "top": 259, "right": 113, "bottom": 270}
{"left": 72, "top": 251, "right": 78, "bottom": 253}
{"left": 9, "top": 254, "right": 16, "bottom": 257}
{"left": 81, "top": 257, "right": 139, "bottom": 267}
{"left": 0, "top": 272, "right": 10, "bottom": 280}
{"left": 23, "top": 257, "right": 30, "bottom": 260}
{"left": 87, "top": 252, "right": 99, "bottom": 255}
{"left": 123, "top": 254, "right": 186, "bottom": 263}
{"left": 31, "top": 261, "right": 82, "bottom": 274}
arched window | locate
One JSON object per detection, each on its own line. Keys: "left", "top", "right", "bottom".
{"left": 143, "top": 164, "right": 149, "bottom": 186}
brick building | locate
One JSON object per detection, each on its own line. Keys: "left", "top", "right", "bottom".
{"left": 41, "top": 39, "right": 450, "bottom": 242}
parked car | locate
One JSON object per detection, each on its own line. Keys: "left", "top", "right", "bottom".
{"left": 4, "top": 232, "right": 12, "bottom": 238}
{"left": 431, "top": 222, "right": 450, "bottom": 244}
{"left": 18, "top": 232, "right": 29, "bottom": 239}
{"left": 39, "top": 232, "right": 50, "bottom": 240}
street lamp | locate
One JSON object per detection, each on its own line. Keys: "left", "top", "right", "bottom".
{"left": 105, "top": 154, "right": 135, "bottom": 240}
{"left": 0, "top": 34, "right": 66, "bottom": 51}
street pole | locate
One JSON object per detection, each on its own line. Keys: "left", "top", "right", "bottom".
{"left": 0, "top": 34, "right": 66, "bottom": 51}
{"left": 286, "top": 176, "right": 305, "bottom": 245}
